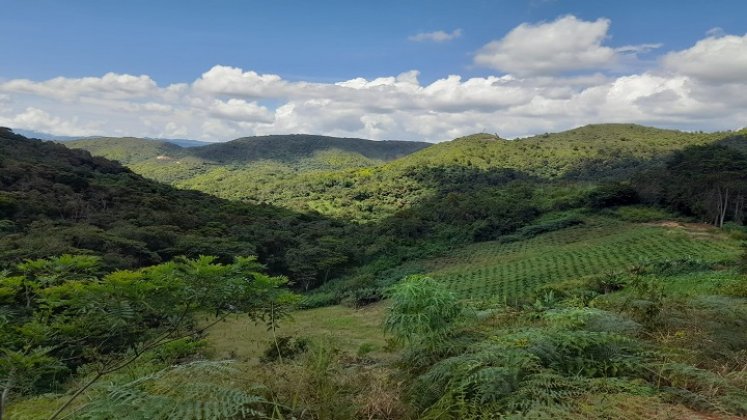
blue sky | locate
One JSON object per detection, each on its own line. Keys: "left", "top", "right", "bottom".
{"left": 1, "top": 0, "right": 746, "bottom": 141}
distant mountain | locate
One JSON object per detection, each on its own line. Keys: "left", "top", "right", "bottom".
{"left": 65, "top": 137, "right": 183, "bottom": 165}
{"left": 12, "top": 128, "right": 210, "bottom": 148}
{"left": 64, "top": 124, "right": 747, "bottom": 222}
{"left": 191, "top": 134, "right": 432, "bottom": 163}
{"left": 66, "top": 133, "right": 432, "bottom": 184}
{"left": 68, "top": 134, "right": 430, "bottom": 165}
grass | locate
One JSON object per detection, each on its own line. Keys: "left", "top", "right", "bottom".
{"left": 419, "top": 216, "right": 742, "bottom": 302}
{"left": 204, "top": 302, "right": 389, "bottom": 362}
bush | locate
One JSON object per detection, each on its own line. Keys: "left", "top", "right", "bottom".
{"left": 614, "top": 205, "right": 673, "bottom": 222}
{"left": 340, "top": 287, "right": 384, "bottom": 308}
{"left": 152, "top": 338, "right": 208, "bottom": 363}
{"left": 299, "top": 291, "right": 338, "bottom": 309}
{"left": 260, "top": 335, "right": 310, "bottom": 363}
{"left": 586, "top": 183, "right": 640, "bottom": 209}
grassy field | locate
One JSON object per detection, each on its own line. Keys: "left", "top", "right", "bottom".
{"left": 420, "top": 217, "right": 742, "bottom": 302}
{"left": 205, "top": 302, "right": 389, "bottom": 362}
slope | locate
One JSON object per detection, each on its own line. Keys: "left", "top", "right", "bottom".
{"left": 64, "top": 137, "right": 183, "bottom": 165}
{"left": 422, "top": 216, "right": 741, "bottom": 301}
{"left": 181, "top": 124, "right": 745, "bottom": 221}
{"left": 0, "top": 128, "right": 355, "bottom": 283}
{"left": 389, "top": 124, "right": 734, "bottom": 178}
{"left": 67, "top": 134, "right": 432, "bottom": 186}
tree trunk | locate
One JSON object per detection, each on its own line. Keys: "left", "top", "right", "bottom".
{"left": 734, "top": 194, "right": 745, "bottom": 225}
{"left": 714, "top": 186, "right": 730, "bottom": 228}
{"left": 720, "top": 188, "right": 729, "bottom": 228}
{"left": 1, "top": 371, "right": 14, "bottom": 420}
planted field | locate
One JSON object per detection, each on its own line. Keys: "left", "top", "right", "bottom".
{"left": 423, "top": 218, "right": 742, "bottom": 301}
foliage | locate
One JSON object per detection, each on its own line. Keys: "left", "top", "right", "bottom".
{"left": 0, "top": 254, "right": 297, "bottom": 419}
{"left": 260, "top": 335, "right": 309, "bottom": 363}
{"left": 585, "top": 182, "right": 639, "bottom": 209}
{"left": 390, "top": 275, "right": 747, "bottom": 418}
{"left": 0, "top": 129, "right": 355, "bottom": 289}
{"left": 422, "top": 217, "right": 740, "bottom": 302}
{"left": 635, "top": 144, "right": 747, "bottom": 226}
{"left": 78, "top": 361, "right": 270, "bottom": 420}
{"left": 384, "top": 275, "right": 468, "bottom": 345}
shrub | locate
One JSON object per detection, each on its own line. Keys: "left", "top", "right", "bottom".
{"left": 152, "top": 338, "right": 208, "bottom": 363}
{"left": 614, "top": 205, "right": 672, "bottom": 222}
{"left": 586, "top": 183, "right": 640, "bottom": 209}
{"left": 260, "top": 335, "right": 310, "bottom": 363}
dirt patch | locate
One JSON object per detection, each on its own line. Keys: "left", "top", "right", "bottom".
{"left": 644, "top": 220, "right": 727, "bottom": 241}
{"left": 646, "top": 220, "right": 714, "bottom": 231}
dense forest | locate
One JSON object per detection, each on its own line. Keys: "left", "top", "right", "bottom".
{"left": 2, "top": 125, "right": 747, "bottom": 419}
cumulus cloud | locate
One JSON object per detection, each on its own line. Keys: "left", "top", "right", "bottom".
{"left": 0, "top": 73, "right": 158, "bottom": 101}
{"left": 474, "top": 16, "right": 617, "bottom": 76}
{"left": 0, "top": 17, "right": 745, "bottom": 142}
{"left": 409, "top": 29, "right": 462, "bottom": 42}
{"left": 0, "top": 107, "right": 102, "bottom": 136}
{"left": 208, "top": 98, "right": 274, "bottom": 122}
{"left": 473, "top": 16, "right": 661, "bottom": 77}
{"left": 662, "top": 33, "right": 747, "bottom": 83}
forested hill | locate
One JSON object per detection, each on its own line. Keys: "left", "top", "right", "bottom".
{"left": 62, "top": 137, "right": 183, "bottom": 165}
{"left": 389, "top": 124, "right": 745, "bottom": 178}
{"left": 0, "top": 128, "right": 355, "bottom": 283}
{"left": 67, "top": 134, "right": 430, "bottom": 165}
{"left": 66, "top": 134, "right": 431, "bottom": 185}
{"left": 191, "top": 134, "right": 431, "bottom": 163}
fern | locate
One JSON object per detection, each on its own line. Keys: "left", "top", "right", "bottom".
{"left": 79, "top": 361, "right": 270, "bottom": 419}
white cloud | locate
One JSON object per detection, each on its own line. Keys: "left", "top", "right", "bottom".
{"left": 0, "top": 107, "right": 101, "bottom": 136}
{"left": 662, "top": 33, "right": 747, "bottom": 83}
{"left": 473, "top": 16, "right": 660, "bottom": 77}
{"left": 209, "top": 98, "right": 274, "bottom": 122}
{"left": 474, "top": 16, "right": 617, "bottom": 76}
{"left": 706, "top": 27, "right": 725, "bottom": 38}
{"left": 0, "top": 73, "right": 158, "bottom": 101}
{"left": 1, "top": 19, "right": 746, "bottom": 142}
{"left": 409, "top": 29, "right": 462, "bottom": 42}
{"left": 615, "top": 43, "right": 662, "bottom": 55}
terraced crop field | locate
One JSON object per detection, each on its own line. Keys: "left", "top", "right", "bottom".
{"left": 423, "top": 218, "right": 742, "bottom": 302}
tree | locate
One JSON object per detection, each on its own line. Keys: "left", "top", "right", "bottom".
{"left": 0, "top": 254, "right": 298, "bottom": 420}
{"left": 640, "top": 145, "right": 747, "bottom": 227}
{"left": 384, "top": 275, "right": 467, "bottom": 346}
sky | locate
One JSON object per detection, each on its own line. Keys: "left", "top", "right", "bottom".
{"left": 1, "top": 0, "right": 746, "bottom": 142}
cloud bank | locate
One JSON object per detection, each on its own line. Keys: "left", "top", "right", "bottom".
{"left": 1, "top": 16, "right": 745, "bottom": 142}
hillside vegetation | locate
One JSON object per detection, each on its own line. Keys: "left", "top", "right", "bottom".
{"left": 68, "top": 124, "right": 747, "bottom": 223}
{"left": 4, "top": 123, "right": 747, "bottom": 419}
{"left": 422, "top": 216, "right": 741, "bottom": 301}
{"left": 0, "top": 128, "right": 355, "bottom": 281}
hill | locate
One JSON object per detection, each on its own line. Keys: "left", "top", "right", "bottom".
{"left": 191, "top": 134, "right": 432, "bottom": 163}
{"left": 389, "top": 124, "right": 735, "bottom": 178}
{"left": 65, "top": 124, "right": 747, "bottom": 224}
{"left": 64, "top": 137, "right": 184, "bottom": 165}
{"left": 67, "top": 134, "right": 431, "bottom": 186}
{"left": 67, "top": 134, "right": 430, "bottom": 166}
{"left": 0, "top": 128, "right": 354, "bottom": 282}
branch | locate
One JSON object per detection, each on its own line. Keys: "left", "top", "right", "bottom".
{"left": 47, "top": 308, "right": 232, "bottom": 420}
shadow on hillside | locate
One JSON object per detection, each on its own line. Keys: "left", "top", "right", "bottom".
{"left": 0, "top": 129, "right": 364, "bottom": 291}
{"left": 186, "top": 134, "right": 431, "bottom": 164}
